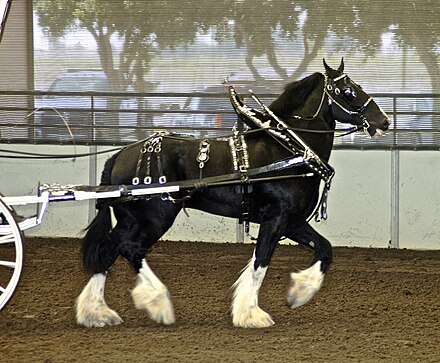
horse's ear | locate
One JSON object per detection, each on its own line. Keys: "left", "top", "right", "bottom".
{"left": 323, "top": 58, "right": 344, "bottom": 78}
{"left": 323, "top": 58, "right": 332, "bottom": 74}
{"left": 338, "top": 58, "right": 345, "bottom": 72}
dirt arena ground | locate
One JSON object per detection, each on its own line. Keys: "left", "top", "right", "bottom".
{"left": 1, "top": 237, "right": 440, "bottom": 362}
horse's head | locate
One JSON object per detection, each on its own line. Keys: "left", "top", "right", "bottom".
{"left": 323, "top": 58, "right": 390, "bottom": 137}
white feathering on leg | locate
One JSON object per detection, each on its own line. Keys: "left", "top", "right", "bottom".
{"left": 76, "top": 273, "right": 123, "bottom": 327}
{"left": 231, "top": 252, "right": 274, "bottom": 328}
{"left": 132, "top": 259, "right": 175, "bottom": 325}
{"left": 287, "top": 261, "right": 324, "bottom": 308}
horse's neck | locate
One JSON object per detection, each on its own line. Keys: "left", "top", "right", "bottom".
{"left": 294, "top": 77, "right": 328, "bottom": 123}
{"left": 254, "top": 74, "right": 336, "bottom": 162}
{"left": 293, "top": 85, "right": 335, "bottom": 163}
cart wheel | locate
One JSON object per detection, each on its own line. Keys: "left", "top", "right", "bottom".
{"left": 0, "top": 197, "right": 24, "bottom": 310}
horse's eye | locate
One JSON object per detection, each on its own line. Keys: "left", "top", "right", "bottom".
{"left": 344, "top": 87, "right": 356, "bottom": 99}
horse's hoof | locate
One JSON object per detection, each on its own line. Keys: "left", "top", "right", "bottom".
{"left": 132, "top": 284, "right": 175, "bottom": 325}
{"left": 287, "top": 261, "right": 324, "bottom": 309}
{"left": 76, "top": 305, "right": 123, "bottom": 328}
{"left": 232, "top": 306, "right": 275, "bottom": 328}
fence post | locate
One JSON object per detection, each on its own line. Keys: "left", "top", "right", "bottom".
{"left": 390, "top": 150, "right": 400, "bottom": 248}
{"left": 390, "top": 96, "right": 400, "bottom": 248}
{"left": 88, "top": 145, "right": 97, "bottom": 224}
{"left": 236, "top": 219, "right": 244, "bottom": 243}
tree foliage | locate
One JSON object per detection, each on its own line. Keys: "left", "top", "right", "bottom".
{"left": 33, "top": 0, "right": 440, "bottom": 91}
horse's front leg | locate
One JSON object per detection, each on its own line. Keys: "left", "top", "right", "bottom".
{"left": 285, "top": 222, "right": 333, "bottom": 308}
{"left": 231, "top": 220, "right": 282, "bottom": 328}
{"left": 131, "top": 258, "right": 175, "bottom": 325}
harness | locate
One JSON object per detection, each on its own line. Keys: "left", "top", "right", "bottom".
{"left": 226, "top": 78, "right": 334, "bottom": 223}
{"left": 196, "top": 139, "right": 210, "bottom": 179}
{"left": 128, "top": 72, "right": 374, "bottom": 226}
{"left": 224, "top": 71, "right": 377, "bottom": 222}
{"left": 132, "top": 134, "right": 167, "bottom": 186}
{"left": 229, "top": 133, "right": 250, "bottom": 180}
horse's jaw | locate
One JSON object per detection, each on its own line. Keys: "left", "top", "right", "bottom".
{"left": 366, "top": 126, "right": 387, "bottom": 137}
{"left": 374, "top": 129, "right": 384, "bottom": 136}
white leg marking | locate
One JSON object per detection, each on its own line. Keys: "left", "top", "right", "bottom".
{"left": 131, "top": 259, "right": 175, "bottom": 325}
{"left": 287, "top": 261, "right": 324, "bottom": 308}
{"left": 76, "top": 273, "right": 123, "bottom": 327}
{"left": 231, "top": 252, "right": 274, "bottom": 328}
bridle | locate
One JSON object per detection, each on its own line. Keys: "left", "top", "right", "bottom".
{"left": 285, "top": 73, "right": 376, "bottom": 137}
{"left": 323, "top": 73, "right": 374, "bottom": 136}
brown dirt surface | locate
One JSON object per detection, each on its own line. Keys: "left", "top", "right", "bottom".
{"left": 1, "top": 237, "right": 440, "bottom": 362}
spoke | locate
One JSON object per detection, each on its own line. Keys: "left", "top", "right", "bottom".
{"left": 0, "top": 260, "right": 16, "bottom": 268}
{"left": 0, "top": 233, "right": 15, "bottom": 244}
{"left": 0, "top": 199, "right": 24, "bottom": 310}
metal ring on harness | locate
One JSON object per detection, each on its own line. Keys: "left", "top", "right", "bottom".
{"left": 161, "top": 192, "right": 170, "bottom": 201}
{"left": 144, "top": 176, "right": 152, "bottom": 185}
{"left": 159, "top": 176, "right": 167, "bottom": 184}
{"left": 197, "top": 139, "right": 211, "bottom": 178}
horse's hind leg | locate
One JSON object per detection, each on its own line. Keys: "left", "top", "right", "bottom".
{"left": 285, "top": 222, "right": 333, "bottom": 308}
{"left": 76, "top": 272, "right": 123, "bottom": 327}
{"left": 115, "top": 200, "right": 180, "bottom": 325}
{"left": 131, "top": 258, "right": 175, "bottom": 325}
{"left": 76, "top": 207, "right": 122, "bottom": 327}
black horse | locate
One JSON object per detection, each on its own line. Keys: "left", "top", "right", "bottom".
{"left": 76, "top": 59, "right": 389, "bottom": 328}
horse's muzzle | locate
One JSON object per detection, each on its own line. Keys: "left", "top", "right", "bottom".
{"left": 382, "top": 118, "right": 390, "bottom": 131}
{"left": 369, "top": 118, "right": 390, "bottom": 137}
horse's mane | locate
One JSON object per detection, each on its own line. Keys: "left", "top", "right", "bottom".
{"left": 269, "top": 72, "right": 323, "bottom": 118}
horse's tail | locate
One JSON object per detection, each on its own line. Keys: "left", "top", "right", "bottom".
{"left": 82, "top": 205, "right": 114, "bottom": 274}
{"left": 82, "top": 153, "right": 119, "bottom": 274}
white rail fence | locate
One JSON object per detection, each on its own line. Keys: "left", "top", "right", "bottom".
{"left": 1, "top": 144, "right": 439, "bottom": 249}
